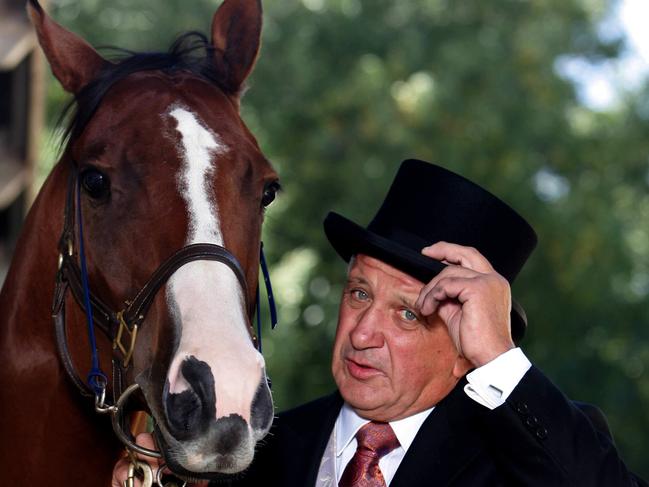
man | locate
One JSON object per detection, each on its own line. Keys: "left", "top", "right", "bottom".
{"left": 239, "top": 159, "right": 645, "bottom": 487}
{"left": 114, "top": 159, "right": 645, "bottom": 486}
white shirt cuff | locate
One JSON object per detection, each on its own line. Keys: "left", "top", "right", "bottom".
{"left": 463, "top": 348, "right": 532, "bottom": 410}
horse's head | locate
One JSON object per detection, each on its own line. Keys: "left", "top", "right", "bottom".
{"left": 30, "top": 0, "right": 276, "bottom": 477}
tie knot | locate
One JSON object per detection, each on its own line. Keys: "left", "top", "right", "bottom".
{"left": 355, "top": 422, "right": 400, "bottom": 458}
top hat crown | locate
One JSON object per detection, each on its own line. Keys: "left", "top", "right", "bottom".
{"left": 323, "top": 159, "right": 537, "bottom": 342}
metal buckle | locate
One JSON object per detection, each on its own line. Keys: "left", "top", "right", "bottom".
{"left": 113, "top": 310, "right": 138, "bottom": 368}
{"left": 57, "top": 239, "right": 74, "bottom": 270}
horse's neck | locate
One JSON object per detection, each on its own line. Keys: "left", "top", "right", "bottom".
{"left": 0, "top": 162, "right": 65, "bottom": 333}
{"left": 0, "top": 163, "right": 121, "bottom": 485}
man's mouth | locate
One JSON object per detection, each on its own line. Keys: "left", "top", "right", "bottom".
{"left": 344, "top": 358, "right": 382, "bottom": 380}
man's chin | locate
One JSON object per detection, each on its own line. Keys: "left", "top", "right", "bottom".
{"left": 338, "top": 383, "right": 388, "bottom": 416}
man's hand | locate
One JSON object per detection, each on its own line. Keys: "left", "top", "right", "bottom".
{"left": 415, "top": 241, "right": 515, "bottom": 367}
{"left": 111, "top": 433, "right": 159, "bottom": 487}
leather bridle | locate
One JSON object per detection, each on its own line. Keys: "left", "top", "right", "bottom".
{"left": 52, "top": 165, "right": 260, "bottom": 406}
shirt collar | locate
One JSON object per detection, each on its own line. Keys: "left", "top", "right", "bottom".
{"left": 336, "top": 402, "right": 434, "bottom": 456}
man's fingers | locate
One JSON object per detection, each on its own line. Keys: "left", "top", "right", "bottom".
{"left": 416, "top": 265, "right": 479, "bottom": 311}
{"left": 417, "top": 289, "right": 440, "bottom": 316}
{"left": 430, "top": 277, "right": 470, "bottom": 302}
{"left": 133, "top": 432, "right": 162, "bottom": 464}
{"left": 112, "top": 433, "right": 162, "bottom": 487}
{"left": 134, "top": 432, "right": 156, "bottom": 450}
{"left": 422, "top": 241, "right": 494, "bottom": 273}
{"left": 112, "top": 457, "right": 142, "bottom": 487}
{"left": 418, "top": 276, "right": 474, "bottom": 315}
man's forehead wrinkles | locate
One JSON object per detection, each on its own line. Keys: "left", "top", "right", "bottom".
{"left": 346, "top": 275, "right": 369, "bottom": 285}
{"left": 398, "top": 295, "right": 418, "bottom": 309}
{"left": 355, "top": 255, "right": 423, "bottom": 287}
{"left": 347, "top": 267, "right": 420, "bottom": 306}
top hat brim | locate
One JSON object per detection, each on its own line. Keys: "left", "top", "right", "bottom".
{"left": 324, "top": 211, "right": 527, "bottom": 343}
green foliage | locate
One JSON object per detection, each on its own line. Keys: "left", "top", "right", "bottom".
{"left": 47, "top": 0, "right": 649, "bottom": 477}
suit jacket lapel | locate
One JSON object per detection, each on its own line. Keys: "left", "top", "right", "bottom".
{"left": 390, "top": 379, "right": 486, "bottom": 487}
{"left": 277, "top": 392, "right": 343, "bottom": 487}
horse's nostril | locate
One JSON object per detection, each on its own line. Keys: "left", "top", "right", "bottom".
{"left": 164, "top": 356, "right": 216, "bottom": 440}
{"left": 165, "top": 389, "right": 202, "bottom": 439}
{"left": 250, "top": 376, "right": 273, "bottom": 432}
{"left": 179, "top": 356, "right": 216, "bottom": 411}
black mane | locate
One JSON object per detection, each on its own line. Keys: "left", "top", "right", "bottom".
{"left": 59, "top": 31, "right": 223, "bottom": 149}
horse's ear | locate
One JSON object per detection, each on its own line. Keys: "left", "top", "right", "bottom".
{"left": 211, "top": 0, "right": 262, "bottom": 97}
{"left": 27, "top": 0, "right": 106, "bottom": 94}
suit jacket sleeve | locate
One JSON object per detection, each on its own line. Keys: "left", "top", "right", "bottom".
{"left": 478, "top": 365, "right": 646, "bottom": 486}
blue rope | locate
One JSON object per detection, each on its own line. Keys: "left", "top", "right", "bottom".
{"left": 255, "top": 242, "right": 278, "bottom": 353}
{"left": 256, "top": 283, "right": 262, "bottom": 353}
{"left": 76, "top": 179, "right": 107, "bottom": 396}
{"left": 259, "top": 242, "right": 278, "bottom": 329}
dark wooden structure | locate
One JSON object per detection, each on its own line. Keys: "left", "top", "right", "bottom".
{"left": 0, "top": 0, "right": 45, "bottom": 283}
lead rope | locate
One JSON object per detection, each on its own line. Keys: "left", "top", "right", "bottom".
{"left": 256, "top": 241, "right": 278, "bottom": 353}
{"left": 76, "top": 177, "right": 109, "bottom": 399}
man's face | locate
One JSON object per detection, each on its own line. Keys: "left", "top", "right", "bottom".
{"left": 331, "top": 254, "right": 470, "bottom": 421}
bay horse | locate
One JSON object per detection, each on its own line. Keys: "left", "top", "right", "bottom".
{"left": 0, "top": 0, "right": 278, "bottom": 484}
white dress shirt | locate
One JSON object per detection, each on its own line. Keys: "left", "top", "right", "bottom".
{"left": 315, "top": 348, "right": 532, "bottom": 487}
{"left": 335, "top": 402, "right": 433, "bottom": 485}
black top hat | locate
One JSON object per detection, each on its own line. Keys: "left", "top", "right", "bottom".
{"left": 323, "top": 159, "right": 537, "bottom": 343}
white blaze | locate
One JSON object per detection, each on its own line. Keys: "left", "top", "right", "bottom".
{"left": 166, "top": 107, "right": 264, "bottom": 423}
{"left": 171, "top": 107, "right": 223, "bottom": 244}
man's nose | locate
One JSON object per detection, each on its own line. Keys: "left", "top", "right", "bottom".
{"left": 349, "top": 305, "right": 385, "bottom": 349}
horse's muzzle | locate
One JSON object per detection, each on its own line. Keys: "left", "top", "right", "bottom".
{"left": 158, "top": 355, "right": 273, "bottom": 474}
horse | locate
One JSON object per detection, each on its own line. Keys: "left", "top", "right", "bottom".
{"left": 0, "top": 0, "right": 278, "bottom": 484}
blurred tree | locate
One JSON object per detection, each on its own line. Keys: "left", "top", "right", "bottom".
{"left": 46, "top": 0, "right": 649, "bottom": 477}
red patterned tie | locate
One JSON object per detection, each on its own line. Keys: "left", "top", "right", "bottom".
{"left": 338, "top": 421, "right": 400, "bottom": 487}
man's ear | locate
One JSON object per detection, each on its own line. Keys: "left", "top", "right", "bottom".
{"left": 452, "top": 356, "right": 472, "bottom": 379}
{"left": 210, "top": 0, "right": 263, "bottom": 97}
{"left": 27, "top": 0, "right": 107, "bottom": 94}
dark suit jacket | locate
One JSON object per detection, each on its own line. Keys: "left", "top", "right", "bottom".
{"left": 229, "top": 366, "right": 646, "bottom": 487}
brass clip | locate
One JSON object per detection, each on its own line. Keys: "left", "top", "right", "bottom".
{"left": 113, "top": 310, "right": 138, "bottom": 368}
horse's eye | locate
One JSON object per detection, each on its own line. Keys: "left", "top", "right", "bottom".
{"left": 261, "top": 182, "right": 280, "bottom": 208}
{"left": 81, "top": 168, "right": 110, "bottom": 199}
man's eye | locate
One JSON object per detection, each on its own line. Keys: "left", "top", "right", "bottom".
{"left": 351, "top": 289, "right": 369, "bottom": 301}
{"left": 401, "top": 309, "right": 418, "bottom": 321}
